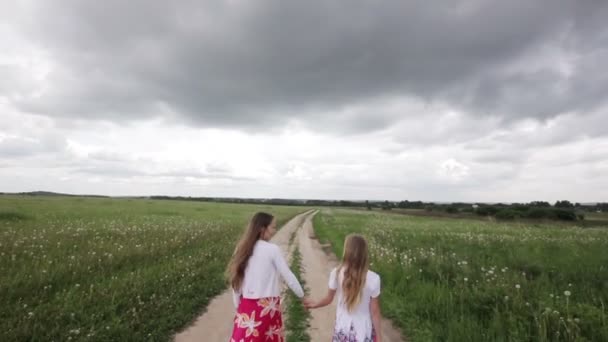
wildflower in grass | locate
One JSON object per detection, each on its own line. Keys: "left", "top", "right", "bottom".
{"left": 464, "top": 277, "right": 468, "bottom": 282}
{"left": 515, "top": 284, "right": 520, "bottom": 289}
{"left": 564, "top": 290, "right": 571, "bottom": 297}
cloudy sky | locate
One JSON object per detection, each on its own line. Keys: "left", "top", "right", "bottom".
{"left": 1, "top": 0, "right": 607, "bottom": 202}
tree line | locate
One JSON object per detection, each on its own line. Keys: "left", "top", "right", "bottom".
{"left": 377, "top": 200, "right": 608, "bottom": 221}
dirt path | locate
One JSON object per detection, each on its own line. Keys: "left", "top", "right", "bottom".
{"left": 173, "top": 211, "right": 311, "bottom": 342}
{"left": 174, "top": 210, "right": 405, "bottom": 342}
{"left": 299, "top": 211, "right": 406, "bottom": 342}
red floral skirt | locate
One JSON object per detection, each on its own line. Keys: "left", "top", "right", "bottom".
{"left": 230, "top": 297, "right": 283, "bottom": 342}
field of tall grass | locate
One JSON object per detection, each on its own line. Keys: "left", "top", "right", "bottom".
{"left": 314, "top": 208, "right": 608, "bottom": 341}
{"left": 0, "top": 196, "right": 304, "bottom": 341}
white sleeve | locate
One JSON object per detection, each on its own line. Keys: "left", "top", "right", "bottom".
{"left": 371, "top": 274, "right": 381, "bottom": 298}
{"left": 272, "top": 245, "right": 305, "bottom": 298}
{"left": 328, "top": 268, "right": 338, "bottom": 290}
{"left": 232, "top": 288, "right": 241, "bottom": 309}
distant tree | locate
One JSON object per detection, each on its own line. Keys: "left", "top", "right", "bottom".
{"left": 555, "top": 200, "right": 574, "bottom": 208}
{"left": 397, "top": 200, "right": 426, "bottom": 209}
{"left": 476, "top": 206, "right": 499, "bottom": 216}
{"left": 526, "top": 208, "right": 551, "bottom": 219}
{"left": 496, "top": 209, "right": 518, "bottom": 220}
{"left": 554, "top": 209, "right": 577, "bottom": 221}
{"left": 510, "top": 204, "right": 530, "bottom": 212}
{"left": 381, "top": 200, "right": 393, "bottom": 210}
{"left": 366, "top": 200, "right": 372, "bottom": 210}
{"left": 530, "top": 201, "right": 551, "bottom": 207}
{"left": 445, "top": 206, "right": 458, "bottom": 214}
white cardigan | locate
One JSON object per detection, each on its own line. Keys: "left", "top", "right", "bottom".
{"left": 232, "top": 240, "right": 304, "bottom": 307}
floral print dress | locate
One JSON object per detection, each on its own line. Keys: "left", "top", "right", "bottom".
{"left": 230, "top": 297, "right": 284, "bottom": 342}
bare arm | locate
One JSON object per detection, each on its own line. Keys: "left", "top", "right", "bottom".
{"left": 370, "top": 296, "right": 382, "bottom": 342}
{"left": 306, "top": 288, "right": 336, "bottom": 309}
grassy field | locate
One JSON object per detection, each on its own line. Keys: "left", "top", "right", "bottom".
{"left": 0, "top": 196, "right": 305, "bottom": 342}
{"left": 586, "top": 211, "right": 608, "bottom": 221}
{"left": 314, "top": 208, "right": 608, "bottom": 342}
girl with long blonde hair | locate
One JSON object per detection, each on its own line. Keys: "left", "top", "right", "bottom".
{"left": 306, "top": 234, "right": 383, "bottom": 342}
{"left": 227, "top": 212, "right": 307, "bottom": 341}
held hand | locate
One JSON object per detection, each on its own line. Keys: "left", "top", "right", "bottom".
{"left": 302, "top": 297, "right": 315, "bottom": 309}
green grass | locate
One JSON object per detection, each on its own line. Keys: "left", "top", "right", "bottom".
{"left": 0, "top": 210, "right": 30, "bottom": 221}
{"left": 313, "top": 208, "right": 608, "bottom": 342}
{"left": 0, "top": 195, "right": 305, "bottom": 342}
{"left": 284, "top": 231, "right": 311, "bottom": 342}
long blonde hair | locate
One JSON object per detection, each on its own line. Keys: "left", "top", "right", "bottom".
{"left": 337, "top": 234, "right": 369, "bottom": 312}
{"left": 227, "top": 212, "right": 274, "bottom": 291}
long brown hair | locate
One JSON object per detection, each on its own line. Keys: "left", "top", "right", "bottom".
{"left": 337, "top": 234, "right": 369, "bottom": 312}
{"left": 227, "top": 212, "right": 274, "bottom": 291}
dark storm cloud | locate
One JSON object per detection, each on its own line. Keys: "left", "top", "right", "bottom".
{"left": 7, "top": 0, "right": 608, "bottom": 132}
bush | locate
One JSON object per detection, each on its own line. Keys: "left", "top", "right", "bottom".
{"left": 526, "top": 208, "right": 552, "bottom": 219}
{"left": 554, "top": 209, "right": 577, "bottom": 221}
{"left": 524, "top": 208, "right": 577, "bottom": 221}
{"left": 496, "top": 209, "right": 518, "bottom": 220}
{"left": 476, "top": 206, "right": 499, "bottom": 216}
{"left": 511, "top": 205, "right": 530, "bottom": 213}
{"left": 445, "top": 206, "right": 459, "bottom": 214}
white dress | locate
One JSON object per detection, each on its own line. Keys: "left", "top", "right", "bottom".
{"left": 329, "top": 267, "right": 381, "bottom": 342}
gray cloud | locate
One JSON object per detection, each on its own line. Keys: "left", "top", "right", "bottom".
{"left": 74, "top": 165, "right": 253, "bottom": 181}
{"left": 0, "top": 134, "right": 67, "bottom": 158}
{"left": 3, "top": 0, "right": 606, "bottom": 134}
{"left": 1, "top": 1, "right": 607, "bottom": 202}
{"left": 73, "top": 157, "right": 252, "bottom": 181}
